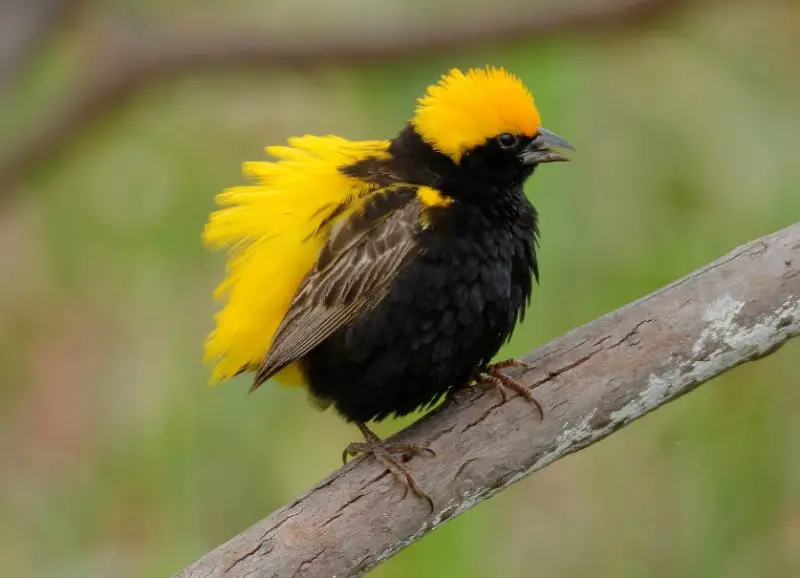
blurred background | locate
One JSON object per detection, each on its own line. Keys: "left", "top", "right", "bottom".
{"left": 1, "top": 0, "right": 798, "bottom": 576}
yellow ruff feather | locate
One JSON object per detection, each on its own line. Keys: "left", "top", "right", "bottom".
{"left": 412, "top": 67, "right": 542, "bottom": 163}
{"left": 203, "top": 135, "right": 390, "bottom": 385}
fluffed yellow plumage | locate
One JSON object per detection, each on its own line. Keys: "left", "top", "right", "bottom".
{"left": 202, "top": 135, "right": 390, "bottom": 385}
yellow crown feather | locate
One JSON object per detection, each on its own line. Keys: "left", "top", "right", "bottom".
{"left": 411, "top": 67, "right": 542, "bottom": 163}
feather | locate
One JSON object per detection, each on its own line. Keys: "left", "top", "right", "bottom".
{"left": 202, "top": 136, "right": 392, "bottom": 385}
{"left": 251, "top": 192, "right": 423, "bottom": 389}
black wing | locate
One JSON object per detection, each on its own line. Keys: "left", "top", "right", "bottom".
{"left": 251, "top": 190, "right": 422, "bottom": 389}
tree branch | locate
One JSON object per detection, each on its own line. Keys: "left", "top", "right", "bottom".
{"left": 0, "top": 0, "right": 86, "bottom": 93}
{"left": 0, "top": 0, "right": 677, "bottom": 196}
{"left": 174, "top": 223, "right": 800, "bottom": 578}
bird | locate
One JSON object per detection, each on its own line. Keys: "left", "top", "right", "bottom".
{"left": 202, "top": 66, "right": 573, "bottom": 509}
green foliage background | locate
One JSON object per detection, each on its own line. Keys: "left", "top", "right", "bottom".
{"left": 1, "top": 1, "right": 798, "bottom": 576}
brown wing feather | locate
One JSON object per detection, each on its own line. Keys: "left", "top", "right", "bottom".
{"left": 251, "top": 194, "right": 422, "bottom": 390}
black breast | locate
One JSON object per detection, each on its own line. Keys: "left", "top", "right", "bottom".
{"left": 301, "top": 193, "right": 538, "bottom": 423}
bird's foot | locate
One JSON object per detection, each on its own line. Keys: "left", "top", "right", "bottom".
{"left": 474, "top": 358, "right": 544, "bottom": 420}
{"left": 342, "top": 422, "right": 435, "bottom": 512}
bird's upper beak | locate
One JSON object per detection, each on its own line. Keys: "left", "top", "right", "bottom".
{"left": 518, "top": 128, "right": 575, "bottom": 166}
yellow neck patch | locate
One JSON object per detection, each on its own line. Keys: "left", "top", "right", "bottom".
{"left": 411, "top": 67, "right": 542, "bottom": 164}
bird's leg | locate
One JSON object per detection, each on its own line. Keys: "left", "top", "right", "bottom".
{"left": 342, "top": 422, "right": 435, "bottom": 511}
{"left": 474, "top": 358, "right": 545, "bottom": 420}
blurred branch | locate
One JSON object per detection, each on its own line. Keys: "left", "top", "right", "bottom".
{"left": 0, "top": 0, "right": 86, "bottom": 92}
{"left": 174, "top": 224, "right": 800, "bottom": 578}
{"left": 0, "top": 0, "right": 678, "bottom": 196}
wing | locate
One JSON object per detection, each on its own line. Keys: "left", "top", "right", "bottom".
{"left": 251, "top": 191, "right": 423, "bottom": 390}
{"left": 202, "top": 136, "right": 393, "bottom": 384}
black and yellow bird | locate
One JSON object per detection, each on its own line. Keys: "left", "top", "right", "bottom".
{"left": 203, "top": 67, "right": 572, "bottom": 505}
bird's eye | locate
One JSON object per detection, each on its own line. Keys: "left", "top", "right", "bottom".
{"left": 497, "top": 133, "right": 518, "bottom": 149}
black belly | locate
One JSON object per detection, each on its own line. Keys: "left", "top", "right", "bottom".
{"left": 301, "top": 225, "right": 533, "bottom": 423}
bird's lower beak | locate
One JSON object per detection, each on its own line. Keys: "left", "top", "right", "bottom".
{"left": 518, "top": 128, "right": 574, "bottom": 166}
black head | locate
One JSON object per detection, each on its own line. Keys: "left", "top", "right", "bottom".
{"left": 459, "top": 129, "right": 574, "bottom": 186}
{"left": 388, "top": 125, "right": 573, "bottom": 193}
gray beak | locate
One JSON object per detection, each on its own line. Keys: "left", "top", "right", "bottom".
{"left": 518, "top": 128, "right": 575, "bottom": 166}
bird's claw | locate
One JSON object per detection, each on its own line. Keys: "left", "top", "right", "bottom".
{"left": 343, "top": 423, "right": 435, "bottom": 512}
{"left": 474, "top": 358, "right": 545, "bottom": 420}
